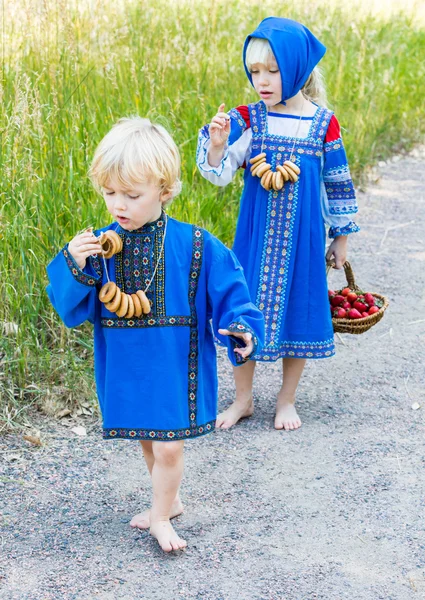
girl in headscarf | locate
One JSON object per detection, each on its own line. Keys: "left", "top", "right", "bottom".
{"left": 196, "top": 17, "right": 359, "bottom": 431}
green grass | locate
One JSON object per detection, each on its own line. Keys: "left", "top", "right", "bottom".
{"left": 1, "top": 0, "right": 425, "bottom": 426}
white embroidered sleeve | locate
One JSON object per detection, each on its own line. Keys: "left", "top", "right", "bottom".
{"left": 196, "top": 129, "right": 252, "bottom": 187}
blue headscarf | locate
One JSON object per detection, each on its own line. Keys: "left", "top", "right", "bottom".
{"left": 243, "top": 17, "right": 326, "bottom": 104}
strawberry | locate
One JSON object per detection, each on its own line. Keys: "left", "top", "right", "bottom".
{"left": 368, "top": 305, "right": 380, "bottom": 315}
{"left": 342, "top": 301, "right": 351, "bottom": 309}
{"left": 364, "top": 293, "right": 375, "bottom": 306}
{"left": 328, "top": 290, "right": 335, "bottom": 298}
{"left": 335, "top": 308, "right": 346, "bottom": 318}
{"left": 331, "top": 294, "right": 345, "bottom": 307}
{"left": 341, "top": 287, "right": 351, "bottom": 296}
{"left": 353, "top": 301, "right": 367, "bottom": 312}
{"left": 347, "top": 292, "right": 357, "bottom": 303}
{"left": 348, "top": 308, "right": 363, "bottom": 319}
{"left": 362, "top": 312, "right": 369, "bottom": 318}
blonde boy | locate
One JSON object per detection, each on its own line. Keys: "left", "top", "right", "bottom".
{"left": 46, "top": 117, "right": 264, "bottom": 551}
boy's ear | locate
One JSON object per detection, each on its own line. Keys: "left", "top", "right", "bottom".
{"left": 160, "top": 190, "right": 173, "bottom": 204}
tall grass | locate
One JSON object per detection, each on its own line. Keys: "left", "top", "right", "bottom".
{"left": 1, "top": 0, "right": 425, "bottom": 425}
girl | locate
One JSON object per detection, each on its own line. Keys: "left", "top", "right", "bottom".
{"left": 196, "top": 17, "right": 359, "bottom": 432}
{"left": 46, "top": 117, "right": 264, "bottom": 552}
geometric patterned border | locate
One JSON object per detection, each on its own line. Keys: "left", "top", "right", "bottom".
{"left": 103, "top": 420, "right": 215, "bottom": 441}
{"left": 100, "top": 315, "right": 195, "bottom": 328}
{"left": 258, "top": 338, "right": 335, "bottom": 361}
{"left": 62, "top": 246, "right": 100, "bottom": 287}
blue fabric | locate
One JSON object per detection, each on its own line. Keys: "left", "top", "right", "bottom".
{"left": 243, "top": 17, "right": 326, "bottom": 104}
{"left": 46, "top": 216, "right": 264, "bottom": 440}
{"left": 229, "top": 101, "right": 335, "bottom": 361}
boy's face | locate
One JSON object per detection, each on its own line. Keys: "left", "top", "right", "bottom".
{"left": 102, "top": 178, "right": 170, "bottom": 230}
{"left": 250, "top": 55, "right": 282, "bottom": 107}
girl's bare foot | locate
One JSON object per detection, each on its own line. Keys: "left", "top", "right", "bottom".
{"left": 150, "top": 519, "right": 187, "bottom": 552}
{"left": 130, "top": 498, "right": 184, "bottom": 530}
{"left": 216, "top": 398, "right": 254, "bottom": 429}
{"left": 274, "top": 398, "right": 302, "bottom": 431}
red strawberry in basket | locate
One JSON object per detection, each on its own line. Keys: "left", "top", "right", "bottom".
{"left": 343, "top": 301, "right": 351, "bottom": 309}
{"left": 368, "top": 305, "right": 380, "bottom": 315}
{"left": 331, "top": 295, "right": 345, "bottom": 307}
{"left": 364, "top": 293, "right": 375, "bottom": 306}
{"left": 347, "top": 292, "right": 357, "bottom": 303}
{"left": 353, "top": 301, "right": 367, "bottom": 312}
{"left": 362, "top": 312, "right": 369, "bottom": 318}
{"left": 341, "top": 287, "right": 351, "bottom": 296}
{"left": 348, "top": 308, "right": 363, "bottom": 319}
{"left": 328, "top": 290, "right": 335, "bottom": 298}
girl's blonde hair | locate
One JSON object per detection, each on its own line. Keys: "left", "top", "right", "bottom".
{"left": 245, "top": 37, "right": 328, "bottom": 107}
{"left": 89, "top": 117, "right": 182, "bottom": 204}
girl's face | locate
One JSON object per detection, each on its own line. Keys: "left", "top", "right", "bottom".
{"left": 102, "top": 177, "right": 170, "bottom": 230}
{"left": 250, "top": 55, "right": 282, "bottom": 107}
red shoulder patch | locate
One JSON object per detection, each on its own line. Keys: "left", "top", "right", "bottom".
{"left": 235, "top": 105, "right": 250, "bottom": 129}
{"left": 325, "top": 115, "right": 341, "bottom": 143}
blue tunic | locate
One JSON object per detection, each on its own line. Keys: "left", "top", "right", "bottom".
{"left": 46, "top": 215, "right": 264, "bottom": 440}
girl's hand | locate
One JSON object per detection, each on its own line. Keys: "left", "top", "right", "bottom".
{"left": 326, "top": 235, "right": 348, "bottom": 269}
{"left": 68, "top": 230, "right": 102, "bottom": 270}
{"left": 209, "top": 103, "right": 230, "bottom": 148}
{"left": 218, "top": 328, "right": 253, "bottom": 361}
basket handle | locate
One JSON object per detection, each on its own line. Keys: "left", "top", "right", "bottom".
{"left": 326, "top": 260, "right": 356, "bottom": 289}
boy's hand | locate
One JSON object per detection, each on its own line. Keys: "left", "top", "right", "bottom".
{"left": 326, "top": 235, "right": 348, "bottom": 269}
{"left": 68, "top": 230, "right": 102, "bottom": 270}
{"left": 218, "top": 328, "right": 253, "bottom": 361}
{"left": 209, "top": 103, "right": 230, "bottom": 148}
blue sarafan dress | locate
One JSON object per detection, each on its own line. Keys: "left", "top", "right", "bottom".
{"left": 197, "top": 18, "right": 360, "bottom": 362}
{"left": 46, "top": 215, "right": 264, "bottom": 441}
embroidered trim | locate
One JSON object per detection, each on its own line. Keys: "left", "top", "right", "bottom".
{"left": 227, "top": 321, "right": 259, "bottom": 360}
{"left": 187, "top": 226, "right": 203, "bottom": 430}
{"left": 196, "top": 134, "right": 230, "bottom": 178}
{"left": 103, "top": 420, "right": 215, "bottom": 440}
{"left": 115, "top": 219, "right": 166, "bottom": 316}
{"left": 323, "top": 164, "right": 353, "bottom": 183}
{"left": 88, "top": 253, "right": 103, "bottom": 279}
{"left": 101, "top": 315, "right": 195, "bottom": 328}
{"left": 328, "top": 222, "right": 360, "bottom": 238}
{"left": 228, "top": 107, "right": 248, "bottom": 131}
{"left": 256, "top": 338, "right": 335, "bottom": 361}
{"left": 62, "top": 246, "right": 100, "bottom": 287}
{"left": 324, "top": 138, "right": 343, "bottom": 153}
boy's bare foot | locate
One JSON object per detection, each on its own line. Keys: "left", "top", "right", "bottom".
{"left": 130, "top": 498, "right": 184, "bottom": 530}
{"left": 150, "top": 519, "right": 187, "bottom": 552}
{"left": 274, "top": 399, "right": 302, "bottom": 431}
{"left": 216, "top": 398, "right": 254, "bottom": 429}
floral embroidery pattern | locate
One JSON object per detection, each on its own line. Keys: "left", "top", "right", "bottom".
{"left": 100, "top": 315, "right": 195, "bottom": 328}
{"left": 62, "top": 246, "right": 100, "bottom": 287}
{"left": 227, "top": 321, "right": 259, "bottom": 359}
{"left": 329, "top": 222, "right": 361, "bottom": 238}
{"left": 261, "top": 338, "right": 335, "bottom": 361}
{"left": 103, "top": 420, "right": 215, "bottom": 441}
{"left": 187, "top": 226, "right": 203, "bottom": 431}
{"left": 115, "top": 218, "right": 166, "bottom": 317}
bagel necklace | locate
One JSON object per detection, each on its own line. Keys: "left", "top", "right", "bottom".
{"left": 97, "top": 214, "right": 168, "bottom": 319}
{"left": 249, "top": 101, "right": 304, "bottom": 192}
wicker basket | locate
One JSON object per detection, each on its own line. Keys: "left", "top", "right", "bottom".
{"left": 327, "top": 261, "right": 389, "bottom": 334}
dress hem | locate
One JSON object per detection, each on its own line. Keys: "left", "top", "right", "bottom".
{"left": 102, "top": 420, "right": 215, "bottom": 441}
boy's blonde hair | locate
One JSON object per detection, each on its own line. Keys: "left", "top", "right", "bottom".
{"left": 89, "top": 117, "right": 182, "bottom": 204}
{"left": 245, "top": 37, "right": 328, "bottom": 107}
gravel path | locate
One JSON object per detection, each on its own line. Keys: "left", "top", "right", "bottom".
{"left": 1, "top": 151, "right": 425, "bottom": 600}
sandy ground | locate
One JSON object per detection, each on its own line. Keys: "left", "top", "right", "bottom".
{"left": 1, "top": 151, "right": 425, "bottom": 600}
